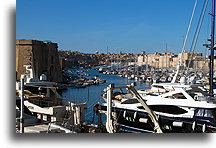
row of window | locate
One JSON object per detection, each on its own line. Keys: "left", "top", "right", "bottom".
{"left": 137, "top": 105, "right": 188, "bottom": 115}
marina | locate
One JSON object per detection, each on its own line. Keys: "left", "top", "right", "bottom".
{"left": 15, "top": 63, "right": 216, "bottom": 133}
{"left": 15, "top": 0, "right": 216, "bottom": 134}
{"left": 60, "top": 69, "right": 151, "bottom": 123}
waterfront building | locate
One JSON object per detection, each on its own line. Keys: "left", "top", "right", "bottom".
{"left": 137, "top": 54, "right": 147, "bottom": 66}
{"left": 159, "top": 53, "right": 174, "bottom": 68}
{"left": 136, "top": 51, "right": 209, "bottom": 70}
{"left": 16, "top": 39, "right": 62, "bottom": 82}
{"left": 147, "top": 52, "right": 160, "bottom": 68}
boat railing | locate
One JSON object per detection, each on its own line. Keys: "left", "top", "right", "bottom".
{"left": 105, "top": 83, "right": 163, "bottom": 133}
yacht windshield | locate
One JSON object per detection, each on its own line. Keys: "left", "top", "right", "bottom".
{"left": 186, "top": 86, "right": 208, "bottom": 97}
{"left": 121, "top": 99, "right": 139, "bottom": 104}
{"left": 194, "top": 109, "right": 215, "bottom": 118}
{"left": 137, "top": 105, "right": 188, "bottom": 115}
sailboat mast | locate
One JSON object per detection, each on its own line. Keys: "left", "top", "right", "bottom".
{"left": 210, "top": 0, "right": 215, "bottom": 96}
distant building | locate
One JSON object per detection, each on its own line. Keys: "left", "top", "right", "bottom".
{"left": 171, "top": 55, "right": 179, "bottom": 67}
{"left": 16, "top": 39, "right": 62, "bottom": 82}
{"left": 137, "top": 54, "right": 147, "bottom": 66}
{"left": 191, "top": 56, "right": 209, "bottom": 70}
{"left": 136, "top": 51, "right": 209, "bottom": 70}
{"left": 159, "top": 53, "right": 174, "bottom": 68}
{"left": 147, "top": 52, "right": 160, "bottom": 68}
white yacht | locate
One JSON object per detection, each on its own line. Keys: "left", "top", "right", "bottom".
{"left": 98, "top": 82, "right": 216, "bottom": 133}
{"left": 97, "top": 0, "right": 216, "bottom": 133}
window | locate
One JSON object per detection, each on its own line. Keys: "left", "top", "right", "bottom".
{"left": 50, "top": 56, "right": 54, "bottom": 64}
{"left": 165, "top": 93, "right": 187, "bottom": 99}
{"left": 47, "top": 115, "right": 51, "bottom": 122}
{"left": 121, "top": 99, "right": 139, "bottom": 104}
{"left": 194, "top": 109, "right": 214, "bottom": 118}
{"left": 152, "top": 85, "right": 164, "bottom": 89}
{"left": 137, "top": 105, "right": 187, "bottom": 115}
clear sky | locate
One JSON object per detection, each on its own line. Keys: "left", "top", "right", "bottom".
{"left": 16, "top": 0, "right": 212, "bottom": 54}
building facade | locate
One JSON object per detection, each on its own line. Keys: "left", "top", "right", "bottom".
{"left": 16, "top": 39, "right": 62, "bottom": 82}
{"left": 137, "top": 51, "right": 209, "bottom": 70}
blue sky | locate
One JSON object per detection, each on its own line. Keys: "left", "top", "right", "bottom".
{"left": 16, "top": 0, "right": 212, "bottom": 54}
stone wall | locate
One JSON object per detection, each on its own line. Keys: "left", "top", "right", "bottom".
{"left": 16, "top": 39, "right": 62, "bottom": 82}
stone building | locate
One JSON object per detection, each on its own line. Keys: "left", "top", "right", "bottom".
{"left": 137, "top": 54, "right": 147, "bottom": 66}
{"left": 136, "top": 51, "right": 209, "bottom": 70}
{"left": 16, "top": 39, "right": 62, "bottom": 82}
{"left": 176, "top": 52, "right": 203, "bottom": 67}
{"left": 171, "top": 55, "right": 179, "bottom": 67}
{"left": 147, "top": 52, "right": 160, "bottom": 68}
{"left": 159, "top": 53, "right": 174, "bottom": 68}
{"left": 191, "top": 57, "right": 209, "bottom": 70}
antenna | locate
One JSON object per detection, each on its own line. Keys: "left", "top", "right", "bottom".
{"left": 166, "top": 43, "right": 168, "bottom": 68}
{"left": 106, "top": 46, "right": 109, "bottom": 54}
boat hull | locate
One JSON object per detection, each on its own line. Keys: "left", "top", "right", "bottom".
{"left": 98, "top": 105, "right": 216, "bottom": 133}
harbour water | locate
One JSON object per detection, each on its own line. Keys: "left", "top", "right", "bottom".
{"left": 60, "top": 69, "right": 151, "bottom": 123}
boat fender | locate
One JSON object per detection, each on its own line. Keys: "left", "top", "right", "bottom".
{"left": 202, "top": 124, "right": 206, "bottom": 133}
{"left": 133, "top": 112, "right": 137, "bottom": 119}
{"left": 139, "top": 118, "right": 148, "bottom": 123}
{"left": 192, "top": 121, "right": 196, "bottom": 131}
{"left": 123, "top": 110, "right": 126, "bottom": 118}
{"left": 173, "top": 121, "right": 184, "bottom": 127}
{"left": 180, "top": 77, "right": 186, "bottom": 85}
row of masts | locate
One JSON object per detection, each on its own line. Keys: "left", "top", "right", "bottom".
{"left": 105, "top": 0, "right": 215, "bottom": 96}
